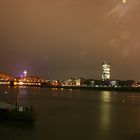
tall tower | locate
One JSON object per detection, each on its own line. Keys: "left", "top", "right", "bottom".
{"left": 23, "top": 70, "right": 27, "bottom": 77}
{"left": 102, "top": 62, "right": 110, "bottom": 81}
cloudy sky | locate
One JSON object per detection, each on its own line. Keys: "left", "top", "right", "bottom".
{"left": 1, "top": 0, "right": 140, "bottom": 80}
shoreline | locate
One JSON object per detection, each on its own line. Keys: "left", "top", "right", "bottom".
{"left": 2, "top": 84, "right": 140, "bottom": 92}
{"left": 44, "top": 86, "right": 140, "bottom": 92}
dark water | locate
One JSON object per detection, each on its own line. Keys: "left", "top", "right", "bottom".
{"left": 0, "top": 87, "right": 140, "bottom": 140}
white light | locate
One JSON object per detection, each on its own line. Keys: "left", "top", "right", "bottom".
{"left": 24, "top": 70, "right": 27, "bottom": 74}
{"left": 23, "top": 70, "right": 27, "bottom": 77}
{"left": 122, "top": 0, "right": 126, "bottom": 4}
{"left": 18, "top": 82, "right": 24, "bottom": 85}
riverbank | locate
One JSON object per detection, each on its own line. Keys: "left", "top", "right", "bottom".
{"left": 4, "top": 84, "right": 140, "bottom": 93}
{"left": 45, "top": 85, "right": 140, "bottom": 92}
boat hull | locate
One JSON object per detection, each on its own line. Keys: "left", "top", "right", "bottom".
{"left": 0, "top": 108, "right": 36, "bottom": 121}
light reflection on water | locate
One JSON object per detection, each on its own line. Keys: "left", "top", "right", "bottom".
{"left": 0, "top": 87, "right": 140, "bottom": 140}
{"left": 100, "top": 91, "right": 112, "bottom": 102}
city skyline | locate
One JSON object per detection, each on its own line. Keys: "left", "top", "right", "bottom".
{"left": 1, "top": 0, "right": 140, "bottom": 80}
{"left": 0, "top": 63, "right": 138, "bottom": 82}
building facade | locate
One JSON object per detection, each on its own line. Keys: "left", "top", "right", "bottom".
{"left": 102, "top": 61, "right": 110, "bottom": 81}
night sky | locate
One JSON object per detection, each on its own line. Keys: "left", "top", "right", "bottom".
{"left": 1, "top": 0, "right": 140, "bottom": 81}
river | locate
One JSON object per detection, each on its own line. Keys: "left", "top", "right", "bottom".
{"left": 0, "top": 87, "right": 140, "bottom": 140}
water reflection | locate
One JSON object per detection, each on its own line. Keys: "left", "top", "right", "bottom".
{"left": 99, "top": 104, "right": 111, "bottom": 129}
{"left": 100, "top": 93, "right": 112, "bottom": 123}
{"left": 1, "top": 87, "right": 140, "bottom": 140}
{"left": 50, "top": 88, "right": 73, "bottom": 97}
{"left": 95, "top": 91, "right": 112, "bottom": 139}
{"left": 100, "top": 91, "right": 112, "bottom": 102}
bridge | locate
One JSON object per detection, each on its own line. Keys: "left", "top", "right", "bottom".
{"left": 0, "top": 72, "right": 14, "bottom": 81}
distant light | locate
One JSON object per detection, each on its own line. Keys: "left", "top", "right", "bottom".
{"left": 18, "top": 82, "right": 24, "bottom": 85}
{"left": 122, "top": 0, "right": 127, "bottom": 4}
{"left": 24, "top": 70, "right": 27, "bottom": 74}
{"left": 23, "top": 70, "right": 27, "bottom": 77}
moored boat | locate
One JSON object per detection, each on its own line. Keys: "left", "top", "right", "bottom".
{"left": 0, "top": 88, "right": 36, "bottom": 122}
{"left": 0, "top": 105, "right": 36, "bottom": 121}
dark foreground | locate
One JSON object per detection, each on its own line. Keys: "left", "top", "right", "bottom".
{"left": 0, "top": 87, "right": 140, "bottom": 140}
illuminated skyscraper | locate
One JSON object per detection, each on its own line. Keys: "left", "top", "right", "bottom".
{"left": 102, "top": 62, "right": 110, "bottom": 80}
